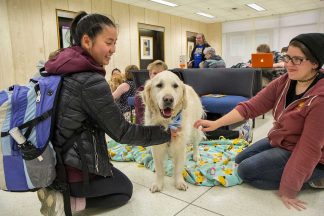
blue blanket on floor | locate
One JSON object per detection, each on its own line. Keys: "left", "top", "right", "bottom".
{"left": 107, "top": 138, "right": 249, "bottom": 187}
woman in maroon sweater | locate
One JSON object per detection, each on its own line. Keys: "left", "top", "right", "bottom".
{"left": 194, "top": 33, "right": 324, "bottom": 211}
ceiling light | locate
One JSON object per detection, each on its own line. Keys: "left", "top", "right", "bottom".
{"left": 246, "top": 3, "right": 266, "bottom": 11}
{"left": 196, "top": 12, "right": 215, "bottom": 19}
{"left": 150, "top": 0, "right": 178, "bottom": 7}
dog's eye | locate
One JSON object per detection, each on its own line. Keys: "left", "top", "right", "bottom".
{"left": 156, "top": 83, "right": 163, "bottom": 88}
{"left": 173, "top": 83, "right": 179, "bottom": 88}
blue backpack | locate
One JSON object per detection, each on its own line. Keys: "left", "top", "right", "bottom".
{"left": 0, "top": 74, "right": 62, "bottom": 191}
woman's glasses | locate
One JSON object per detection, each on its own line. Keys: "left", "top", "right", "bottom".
{"left": 282, "top": 55, "right": 308, "bottom": 65}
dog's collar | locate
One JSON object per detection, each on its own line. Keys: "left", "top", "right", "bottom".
{"left": 168, "top": 111, "right": 182, "bottom": 130}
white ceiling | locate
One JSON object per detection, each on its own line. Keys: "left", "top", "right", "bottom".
{"left": 114, "top": 0, "right": 324, "bottom": 23}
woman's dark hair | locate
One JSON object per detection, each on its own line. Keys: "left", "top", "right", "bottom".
{"left": 70, "top": 11, "right": 116, "bottom": 46}
{"left": 289, "top": 40, "right": 318, "bottom": 66}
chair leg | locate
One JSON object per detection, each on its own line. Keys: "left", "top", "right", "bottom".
{"left": 262, "top": 114, "right": 265, "bottom": 119}
{"left": 252, "top": 118, "right": 255, "bottom": 128}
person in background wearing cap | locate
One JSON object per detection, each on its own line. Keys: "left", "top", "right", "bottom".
{"left": 194, "top": 33, "right": 324, "bottom": 211}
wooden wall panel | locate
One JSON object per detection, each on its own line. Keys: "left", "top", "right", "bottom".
{"left": 91, "top": 0, "right": 112, "bottom": 15}
{"left": 158, "top": 13, "right": 171, "bottom": 67}
{"left": 0, "top": 0, "right": 15, "bottom": 89}
{"left": 67, "top": 0, "right": 91, "bottom": 13}
{"left": 0, "top": 0, "right": 221, "bottom": 87}
{"left": 206, "top": 23, "right": 222, "bottom": 56}
{"left": 91, "top": 0, "right": 114, "bottom": 78}
{"left": 170, "top": 15, "right": 182, "bottom": 68}
{"left": 40, "top": 0, "right": 68, "bottom": 59}
{"left": 129, "top": 5, "right": 145, "bottom": 67}
{"left": 180, "top": 18, "right": 190, "bottom": 57}
{"left": 190, "top": 20, "right": 200, "bottom": 33}
{"left": 144, "top": 9, "right": 158, "bottom": 26}
{"left": 7, "top": 0, "right": 45, "bottom": 84}
{"left": 111, "top": 2, "right": 131, "bottom": 74}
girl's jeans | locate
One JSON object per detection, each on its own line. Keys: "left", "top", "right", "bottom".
{"left": 235, "top": 138, "right": 324, "bottom": 190}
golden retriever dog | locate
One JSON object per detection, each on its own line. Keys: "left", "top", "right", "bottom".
{"left": 142, "top": 71, "right": 205, "bottom": 192}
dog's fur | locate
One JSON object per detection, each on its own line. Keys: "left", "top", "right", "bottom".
{"left": 142, "top": 71, "right": 205, "bottom": 192}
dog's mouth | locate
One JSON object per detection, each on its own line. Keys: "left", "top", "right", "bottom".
{"left": 160, "top": 107, "right": 173, "bottom": 118}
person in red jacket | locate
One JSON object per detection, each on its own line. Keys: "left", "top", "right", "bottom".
{"left": 194, "top": 33, "right": 324, "bottom": 211}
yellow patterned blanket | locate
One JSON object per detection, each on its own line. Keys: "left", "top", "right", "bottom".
{"left": 108, "top": 138, "right": 249, "bottom": 187}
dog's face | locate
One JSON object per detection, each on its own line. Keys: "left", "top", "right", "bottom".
{"left": 143, "top": 71, "right": 187, "bottom": 119}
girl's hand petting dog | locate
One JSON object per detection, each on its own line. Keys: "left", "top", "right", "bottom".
{"left": 170, "top": 127, "right": 181, "bottom": 138}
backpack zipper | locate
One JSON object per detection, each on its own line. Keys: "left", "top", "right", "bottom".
{"left": 91, "top": 131, "right": 99, "bottom": 173}
{"left": 35, "top": 83, "right": 41, "bottom": 102}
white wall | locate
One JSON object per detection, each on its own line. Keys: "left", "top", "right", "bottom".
{"left": 222, "top": 9, "right": 324, "bottom": 67}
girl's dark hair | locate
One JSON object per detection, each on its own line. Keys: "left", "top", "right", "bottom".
{"left": 70, "top": 11, "right": 116, "bottom": 46}
{"left": 289, "top": 40, "right": 318, "bottom": 66}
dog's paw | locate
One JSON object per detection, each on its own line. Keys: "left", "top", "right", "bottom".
{"left": 175, "top": 180, "right": 188, "bottom": 191}
{"left": 150, "top": 183, "right": 163, "bottom": 193}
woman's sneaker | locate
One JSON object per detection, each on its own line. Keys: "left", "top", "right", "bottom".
{"left": 37, "top": 188, "right": 65, "bottom": 216}
{"left": 309, "top": 179, "right": 324, "bottom": 189}
{"left": 238, "top": 119, "right": 253, "bottom": 143}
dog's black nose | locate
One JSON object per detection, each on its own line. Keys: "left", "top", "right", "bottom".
{"left": 163, "top": 96, "right": 174, "bottom": 106}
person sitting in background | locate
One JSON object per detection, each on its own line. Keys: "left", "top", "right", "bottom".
{"left": 188, "top": 33, "right": 210, "bottom": 68}
{"left": 111, "top": 67, "right": 121, "bottom": 77}
{"left": 273, "top": 46, "right": 288, "bottom": 68}
{"left": 248, "top": 43, "right": 283, "bottom": 68}
{"left": 113, "top": 65, "right": 138, "bottom": 120}
{"left": 109, "top": 72, "right": 123, "bottom": 92}
{"left": 134, "top": 60, "right": 168, "bottom": 124}
{"left": 195, "top": 33, "right": 324, "bottom": 211}
{"left": 199, "top": 47, "right": 226, "bottom": 68}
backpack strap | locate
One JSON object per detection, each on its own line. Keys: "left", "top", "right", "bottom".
{"left": 53, "top": 146, "right": 72, "bottom": 216}
{"left": 51, "top": 126, "right": 90, "bottom": 216}
{"left": 0, "top": 110, "right": 52, "bottom": 138}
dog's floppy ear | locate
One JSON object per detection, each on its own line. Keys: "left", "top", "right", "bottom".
{"left": 181, "top": 84, "right": 188, "bottom": 110}
{"left": 142, "top": 79, "right": 152, "bottom": 106}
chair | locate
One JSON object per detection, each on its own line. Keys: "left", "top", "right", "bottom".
{"left": 180, "top": 68, "right": 255, "bottom": 115}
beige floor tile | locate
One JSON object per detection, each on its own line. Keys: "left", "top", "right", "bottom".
{"left": 0, "top": 190, "right": 40, "bottom": 215}
{"left": 76, "top": 183, "right": 188, "bottom": 216}
{"left": 116, "top": 161, "right": 211, "bottom": 203}
{"left": 177, "top": 205, "right": 222, "bottom": 216}
{"left": 193, "top": 184, "right": 324, "bottom": 216}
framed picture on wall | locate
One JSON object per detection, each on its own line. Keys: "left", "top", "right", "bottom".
{"left": 140, "top": 36, "right": 153, "bottom": 60}
{"left": 56, "top": 9, "right": 77, "bottom": 49}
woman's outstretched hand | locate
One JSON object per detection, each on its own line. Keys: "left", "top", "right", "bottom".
{"left": 279, "top": 195, "right": 307, "bottom": 211}
{"left": 194, "top": 119, "right": 219, "bottom": 132}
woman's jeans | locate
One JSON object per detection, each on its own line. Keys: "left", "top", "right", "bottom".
{"left": 235, "top": 138, "right": 324, "bottom": 190}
